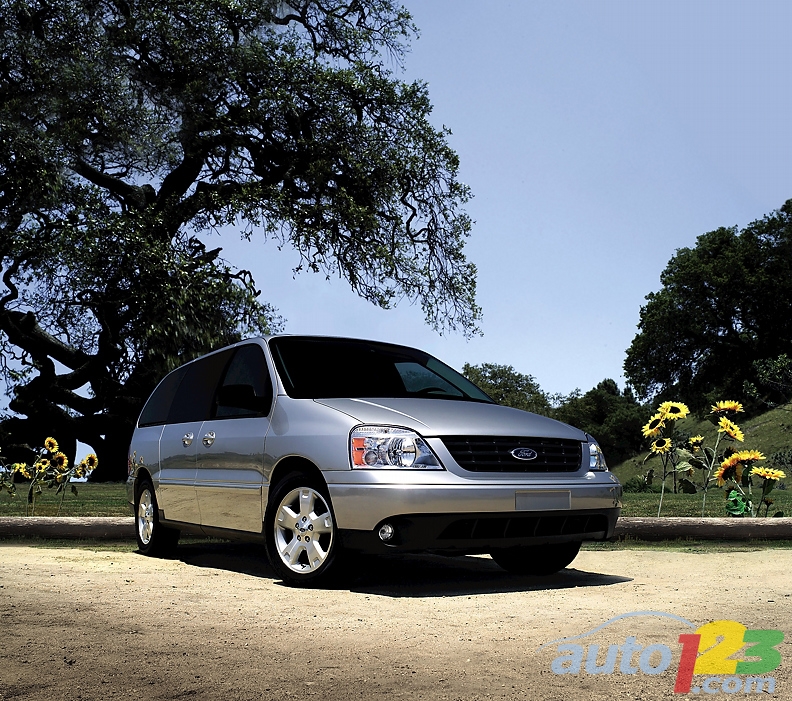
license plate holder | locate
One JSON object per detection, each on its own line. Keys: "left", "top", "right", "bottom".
{"left": 515, "top": 490, "right": 571, "bottom": 511}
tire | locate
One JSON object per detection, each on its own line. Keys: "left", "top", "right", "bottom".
{"left": 490, "top": 541, "right": 581, "bottom": 576}
{"left": 135, "top": 478, "right": 180, "bottom": 556}
{"left": 264, "top": 472, "right": 340, "bottom": 586}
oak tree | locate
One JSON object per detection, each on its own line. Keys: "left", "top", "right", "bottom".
{"left": 0, "top": 0, "right": 478, "bottom": 479}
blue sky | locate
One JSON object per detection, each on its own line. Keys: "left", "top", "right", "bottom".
{"left": 213, "top": 0, "right": 792, "bottom": 397}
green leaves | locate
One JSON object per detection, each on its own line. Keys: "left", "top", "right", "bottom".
{"left": 726, "top": 490, "right": 747, "bottom": 516}
{"left": 624, "top": 200, "right": 792, "bottom": 408}
{"left": 677, "top": 478, "right": 698, "bottom": 494}
{"left": 1, "top": 0, "right": 478, "bottom": 479}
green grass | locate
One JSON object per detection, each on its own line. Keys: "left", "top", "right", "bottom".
{"left": 0, "top": 482, "right": 130, "bottom": 517}
{"left": 618, "top": 490, "right": 792, "bottom": 517}
{"left": 583, "top": 539, "right": 792, "bottom": 553}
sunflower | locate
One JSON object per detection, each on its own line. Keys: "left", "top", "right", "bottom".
{"left": 720, "top": 453, "right": 742, "bottom": 470}
{"left": 717, "top": 417, "right": 744, "bottom": 442}
{"left": 650, "top": 437, "right": 673, "bottom": 454}
{"left": 84, "top": 453, "right": 98, "bottom": 470}
{"left": 735, "top": 449, "right": 765, "bottom": 464}
{"left": 750, "top": 466, "right": 786, "bottom": 481}
{"left": 44, "top": 437, "right": 59, "bottom": 453}
{"left": 688, "top": 435, "right": 705, "bottom": 450}
{"left": 711, "top": 400, "right": 744, "bottom": 415}
{"left": 657, "top": 401, "right": 690, "bottom": 421}
{"left": 642, "top": 413, "right": 666, "bottom": 438}
{"left": 13, "top": 463, "right": 31, "bottom": 479}
{"left": 75, "top": 462, "right": 86, "bottom": 479}
{"left": 714, "top": 463, "right": 742, "bottom": 486}
{"left": 52, "top": 452, "right": 69, "bottom": 470}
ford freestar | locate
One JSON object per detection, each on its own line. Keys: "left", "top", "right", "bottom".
{"left": 127, "top": 336, "right": 622, "bottom": 584}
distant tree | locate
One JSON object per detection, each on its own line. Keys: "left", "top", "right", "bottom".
{"left": 0, "top": 0, "right": 478, "bottom": 480}
{"left": 624, "top": 200, "right": 792, "bottom": 410}
{"left": 462, "top": 363, "right": 553, "bottom": 415}
{"left": 553, "top": 379, "right": 649, "bottom": 465}
{"left": 744, "top": 354, "right": 792, "bottom": 410}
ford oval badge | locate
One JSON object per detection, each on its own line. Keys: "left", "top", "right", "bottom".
{"left": 511, "top": 447, "right": 538, "bottom": 461}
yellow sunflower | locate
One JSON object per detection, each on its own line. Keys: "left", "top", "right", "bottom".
{"left": 735, "top": 449, "right": 765, "bottom": 464}
{"left": 750, "top": 466, "right": 786, "bottom": 481}
{"left": 720, "top": 453, "right": 742, "bottom": 470}
{"left": 75, "top": 463, "right": 86, "bottom": 479}
{"left": 711, "top": 400, "right": 744, "bottom": 415}
{"left": 52, "top": 452, "right": 69, "bottom": 470}
{"left": 715, "top": 461, "right": 743, "bottom": 486}
{"left": 650, "top": 437, "right": 673, "bottom": 454}
{"left": 717, "top": 417, "right": 744, "bottom": 442}
{"left": 688, "top": 435, "right": 705, "bottom": 450}
{"left": 13, "top": 463, "right": 31, "bottom": 479}
{"left": 44, "top": 437, "right": 59, "bottom": 453}
{"left": 657, "top": 401, "right": 690, "bottom": 421}
{"left": 84, "top": 453, "right": 98, "bottom": 470}
{"left": 642, "top": 413, "right": 666, "bottom": 438}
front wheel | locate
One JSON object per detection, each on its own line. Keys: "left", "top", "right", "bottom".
{"left": 135, "top": 479, "right": 179, "bottom": 556}
{"left": 490, "top": 541, "right": 581, "bottom": 575}
{"left": 264, "top": 473, "right": 340, "bottom": 586}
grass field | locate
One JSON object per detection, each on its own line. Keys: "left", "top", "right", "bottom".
{"left": 1, "top": 479, "right": 790, "bottom": 518}
{"left": 0, "top": 482, "right": 131, "bottom": 517}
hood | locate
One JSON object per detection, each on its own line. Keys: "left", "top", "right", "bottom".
{"left": 313, "top": 398, "right": 586, "bottom": 441}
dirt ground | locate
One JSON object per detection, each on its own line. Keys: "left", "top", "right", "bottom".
{"left": 1, "top": 542, "right": 791, "bottom": 700}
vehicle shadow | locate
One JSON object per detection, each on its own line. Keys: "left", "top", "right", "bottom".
{"left": 169, "top": 541, "right": 633, "bottom": 597}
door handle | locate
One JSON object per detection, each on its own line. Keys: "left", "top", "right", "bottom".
{"left": 182, "top": 432, "right": 194, "bottom": 447}
{"left": 202, "top": 431, "right": 216, "bottom": 448}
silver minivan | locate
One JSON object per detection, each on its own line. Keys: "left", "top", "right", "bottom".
{"left": 127, "top": 336, "right": 622, "bottom": 584}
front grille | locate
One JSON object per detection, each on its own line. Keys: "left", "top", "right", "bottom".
{"left": 440, "top": 436, "right": 582, "bottom": 472}
{"left": 438, "top": 514, "right": 609, "bottom": 541}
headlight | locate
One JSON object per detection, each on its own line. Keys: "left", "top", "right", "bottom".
{"left": 350, "top": 426, "right": 443, "bottom": 470}
{"left": 587, "top": 436, "right": 608, "bottom": 471}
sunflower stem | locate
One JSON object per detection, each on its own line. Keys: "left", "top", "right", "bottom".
{"left": 56, "top": 472, "right": 70, "bottom": 516}
{"left": 701, "top": 432, "right": 723, "bottom": 517}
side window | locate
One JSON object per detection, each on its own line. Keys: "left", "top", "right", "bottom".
{"left": 215, "top": 344, "right": 273, "bottom": 418}
{"left": 138, "top": 366, "right": 187, "bottom": 427}
{"left": 167, "top": 350, "right": 233, "bottom": 424}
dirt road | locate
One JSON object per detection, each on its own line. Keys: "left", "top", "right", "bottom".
{"left": 1, "top": 543, "right": 790, "bottom": 700}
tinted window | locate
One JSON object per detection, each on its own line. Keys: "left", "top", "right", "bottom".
{"left": 138, "top": 366, "right": 187, "bottom": 427}
{"left": 215, "top": 344, "right": 273, "bottom": 418}
{"left": 167, "top": 350, "right": 233, "bottom": 424}
{"left": 269, "top": 337, "right": 493, "bottom": 403}
{"left": 395, "top": 362, "right": 464, "bottom": 397}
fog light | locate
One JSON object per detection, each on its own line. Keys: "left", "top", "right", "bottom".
{"left": 378, "top": 523, "right": 395, "bottom": 542}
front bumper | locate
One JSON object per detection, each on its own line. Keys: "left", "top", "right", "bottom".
{"left": 327, "top": 477, "right": 622, "bottom": 531}
{"left": 340, "top": 507, "right": 620, "bottom": 554}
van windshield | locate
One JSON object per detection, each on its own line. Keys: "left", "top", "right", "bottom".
{"left": 269, "top": 337, "right": 494, "bottom": 403}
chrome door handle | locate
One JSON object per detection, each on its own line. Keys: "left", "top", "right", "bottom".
{"left": 182, "top": 432, "right": 194, "bottom": 447}
{"left": 202, "top": 431, "right": 215, "bottom": 447}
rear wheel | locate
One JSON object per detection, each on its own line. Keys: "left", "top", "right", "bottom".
{"left": 265, "top": 472, "right": 340, "bottom": 586}
{"left": 135, "top": 478, "right": 179, "bottom": 556}
{"left": 490, "top": 541, "right": 581, "bottom": 575}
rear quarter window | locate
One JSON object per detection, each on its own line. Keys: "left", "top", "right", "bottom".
{"left": 138, "top": 367, "right": 187, "bottom": 427}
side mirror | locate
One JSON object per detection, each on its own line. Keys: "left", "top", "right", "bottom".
{"left": 216, "top": 384, "right": 269, "bottom": 413}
